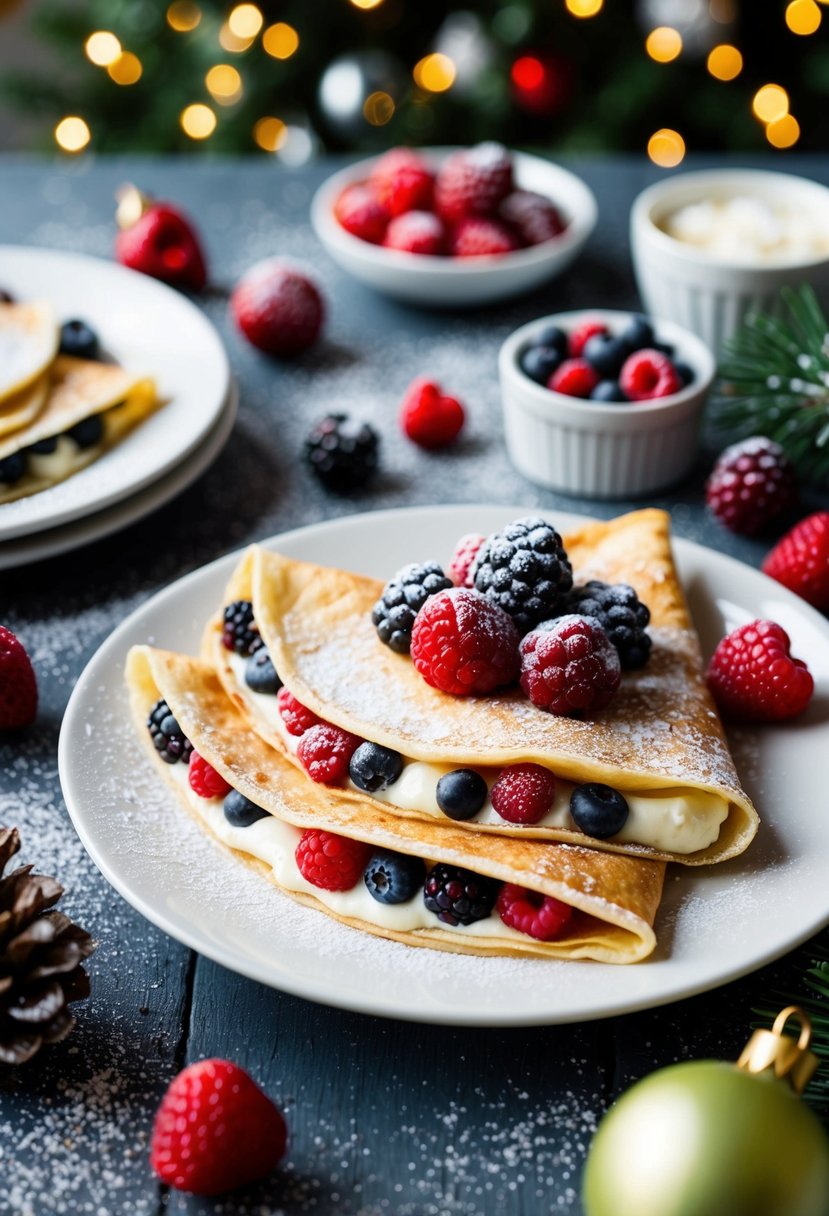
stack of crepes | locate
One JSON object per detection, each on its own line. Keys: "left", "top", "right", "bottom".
{"left": 126, "top": 509, "right": 758, "bottom": 965}
{"left": 0, "top": 301, "right": 157, "bottom": 504}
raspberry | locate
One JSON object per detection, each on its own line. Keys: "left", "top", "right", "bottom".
{"left": 548, "top": 358, "right": 600, "bottom": 398}
{"left": 372, "top": 561, "right": 453, "bottom": 654}
{"left": 296, "top": 723, "right": 361, "bottom": 784}
{"left": 295, "top": 828, "right": 371, "bottom": 891}
{"left": 449, "top": 217, "right": 519, "bottom": 257}
{"left": 188, "top": 752, "right": 232, "bottom": 799}
{"left": 230, "top": 260, "right": 324, "bottom": 357}
{"left": 369, "top": 148, "right": 435, "bottom": 216}
{"left": 333, "top": 183, "right": 389, "bottom": 244}
{"left": 706, "top": 436, "right": 799, "bottom": 536}
{"left": 434, "top": 142, "right": 513, "bottom": 224}
{"left": 520, "top": 615, "right": 621, "bottom": 716}
{"left": 276, "top": 687, "right": 320, "bottom": 737}
{"left": 221, "top": 599, "right": 260, "bottom": 656}
{"left": 490, "top": 763, "right": 557, "bottom": 825}
{"left": 706, "top": 619, "right": 813, "bottom": 722}
{"left": 449, "top": 533, "right": 485, "bottom": 588}
{"left": 498, "top": 190, "right": 566, "bottom": 246}
{"left": 423, "top": 863, "right": 499, "bottom": 926}
{"left": 566, "top": 580, "right": 651, "bottom": 669}
{"left": 472, "top": 517, "right": 573, "bottom": 633}
{"left": 762, "top": 512, "right": 829, "bottom": 610}
{"left": 0, "top": 625, "right": 37, "bottom": 730}
{"left": 383, "top": 210, "right": 445, "bottom": 255}
{"left": 400, "top": 377, "right": 465, "bottom": 449}
{"left": 497, "top": 884, "right": 573, "bottom": 941}
{"left": 410, "top": 588, "right": 520, "bottom": 696}
{"left": 150, "top": 1058, "right": 286, "bottom": 1195}
{"left": 619, "top": 349, "right": 682, "bottom": 400}
{"left": 147, "top": 698, "right": 193, "bottom": 764}
{"left": 568, "top": 320, "right": 609, "bottom": 358}
{"left": 304, "top": 413, "right": 380, "bottom": 493}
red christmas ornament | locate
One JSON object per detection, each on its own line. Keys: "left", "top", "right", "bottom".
{"left": 114, "top": 185, "right": 207, "bottom": 291}
{"left": 510, "top": 55, "right": 572, "bottom": 116}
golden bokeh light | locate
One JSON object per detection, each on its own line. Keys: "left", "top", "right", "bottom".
{"left": 228, "top": 3, "right": 262, "bottom": 38}
{"left": 107, "top": 52, "right": 143, "bottom": 85}
{"left": 262, "top": 22, "right": 299, "bottom": 60}
{"left": 707, "top": 44, "right": 742, "bottom": 81}
{"left": 752, "top": 84, "right": 789, "bottom": 124}
{"left": 350, "top": 0, "right": 385, "bottom": 8}
{"left": 766, "top": 114, "right": 801, "bottom": 147}
{"left": 647, "top": 128, "right": 685, "bottom": 168}
{"left": 85, "top": 31, "right": 121, "bottom": 67}
{"left": 786, "top": 0, "right": 822, "bottom": 32}
{"left": 218, "top": 21, "right": 253, "bottom": 52}
{"left": 205, "top": 63, "right": 242, "bottom": 103}
{"left": 413, "top": 53, "right": 456, "bottom": 93}
{"left": 363, "top": 90, "right": 395, "bottom": 125}
{"left": 55, "top": 116, "right": 91, "bottom": 153}
{"left": 645, "top": 27, "right": 682, "bottom": 63}
{"left": 166, "top": 1, "right": 201, "bottom": 31}
{"left": 180, "top": 103, "right": 217, "bottom": 139}
{"left": 565, "top": 0, "right": 604, "bottom": 16}
{"left": 253, "top": 116, "right": 286, "bottom": 151}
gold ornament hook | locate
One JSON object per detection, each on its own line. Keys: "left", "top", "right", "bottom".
{"left": 737, "top": 1004, "right": 819, "bottom": 1095}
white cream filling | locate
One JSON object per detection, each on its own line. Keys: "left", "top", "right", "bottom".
{"left": 27, "top": 434, "right": 102, "bottom": 481}
{"left": 664, "top": 197, "right": 829, "bottom": 263}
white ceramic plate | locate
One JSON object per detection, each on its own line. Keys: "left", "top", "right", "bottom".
{"left": 59, "top": 505, "right": 829, "bottom": 1026}
{"left": 0, "top": 380, "right": 237, "bottom": 570}
{"left": 0, "top": 246, "right": 230, "bottom": 542}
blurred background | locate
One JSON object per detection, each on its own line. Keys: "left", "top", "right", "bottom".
{"left": 0, "top": 0, "right": 826, "bottom": 163}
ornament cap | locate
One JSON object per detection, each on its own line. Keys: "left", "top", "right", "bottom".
{"left": 737, "top": 1006, "right": 819, "bottom": 1095}
{"left": 115, "top": 184, "right": 154, "bottom": 230}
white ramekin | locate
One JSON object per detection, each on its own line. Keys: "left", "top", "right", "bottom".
{"left": 631, "top": 169, "right": 829, "bottom": 353}
{"left": 499, "top": 309, "right": 716, "bottom": 500}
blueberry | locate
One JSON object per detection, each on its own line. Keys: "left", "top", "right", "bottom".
{"left": 590, "top": 380, "right": 627, "bottom": 403}
{"left": 364, "top": 850, "right": 426, "bottom": 904}
{"left": 223, "top": 789, "right": 270, "bottom": 828}
{"left": 67, "top": 414, "right": 104, "bottom": 449}
{"left": 0, "top": 452, "right": 25, "bottom": 485}
{"left": 582, "top": 334, "right": 630, "bottom": 378}
{"left": 59, "top": 319, "right": 100, "bottom": 361}
{"left": 244, "top": 647, "right": 282, "bottom": 695}
{"left": 520, "top": 344, "right": 562, "bottom": 385}
{"left": 570, "top": 782, "right": 629, "bottom": 839}
{"left": 534, "top": 325, "right": 568, "bottom": 357}
{"left": 28, "top": 436, "right": 58, "bottom": 455}
{"left": 436, "top": 769, "right": 488, "bottom": 821}
{"left": 674, "top": 360, "right": 694, "bottom": 387}
{"left": 349, "top": 741, "right": 403, "bottom": 792}
{"left": 618, "top": 315, "right": 654, "bottom": 351}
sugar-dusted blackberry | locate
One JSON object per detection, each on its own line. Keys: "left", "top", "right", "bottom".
{"left": 304, "top": 413, "right": 379, "bottom": 493}
{"left": 147, "top": 698, "right": 193, "bottom": 765}
{"left": 371, "top": 560, "right": 452, "bottom": 654}
{"left": 423, "top": 863, "right": 499, "bottom": 927}
{"left": 565, "top": 580, "right": 651, "bottom": 669}
{"left": 472, "top": 517, "right": 572, "bottom": 634}
{"left": 222, "top": 599, "right": 261, "bottom": 656}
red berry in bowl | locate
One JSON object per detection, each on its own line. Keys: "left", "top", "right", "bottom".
{"left": 568, "top": 320, "right": 609, "bottom": 358}
{"left": 548, "top": 358, "right": 600, "bottom": 399}
{"left": 520, "top": 615, "right": 621, "bottom": 716}
{"left": 490, "top": 763, "right": 557, "bottom": 825}
{"left": 400, "top": 378, "right": 465, "bottom": 449}
{"left": 0, "top": 626, "right": 37, "bottom": 730}
{"left": 230, "top": 260, "right": 324, "bottom": 356}
{"left": 762, "top": 512, "right": 829, "bottom": 610}
{"left": 411, "top": 588, "right": 520, "bottom": 696}
{"left": 706, "top": 436, "right": 799, "bottom": 536}
{"left": 499, "top": 190, "right": 566, "bottom": 246}
{"left": 434, "top": 142, "right": 514, "bottom": 224}
{"left": 619, "top": 349, "right": 682, "bottom": 400}
{"left": 706, "top": 619, "right": 813, "bottom": 722}
{"left": 497, "top": 884, "right": 573, "bottom": 941}
{"left": 370, "top": 148, "right": 435, "bottom": 216}
{"left": 334, "top": 183, "right": 389, "bottom": 244}
{"left": 383, "top": 211, "right": 445, "bottom": 256}
{"left": 449, "top": 217, "right": 519, "bottom": 258}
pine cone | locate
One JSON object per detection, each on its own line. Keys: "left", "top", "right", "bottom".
{"left": 0, "top": 826, "right": 95, "bottom": 1065}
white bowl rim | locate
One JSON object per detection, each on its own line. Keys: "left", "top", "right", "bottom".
{"left": 311, "top": 146, "right": 598, "bottom": 277}
{"left": 499, "top": 308, "right": 716, "bottom": 418}
{"left": 631, "top": 167, "right": 829, "bottom": 272}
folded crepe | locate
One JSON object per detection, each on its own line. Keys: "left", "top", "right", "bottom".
{"left": 0, "top": 373, "right": 51, "bottom": 440}
{"left": 0, "top": 355, "right": 158, "bottom": 504}
{"left": 204, "top": 510, "right": 758, "bottom": 867}
{"left": 127, "top": 645, "right": 665, "bottom": 963}
{"left": 0, "top": 302, "right": 58, "bottom": 405}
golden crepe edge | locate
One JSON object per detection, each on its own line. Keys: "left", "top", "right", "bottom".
{"left": 0, "top": 301, "right": 59, "bottom": 404}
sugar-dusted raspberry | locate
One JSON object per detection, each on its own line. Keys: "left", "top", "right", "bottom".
{"left": 706, "top": 619, "right": 813, "bottom": 722}
{"left": 230, "top": 260, "right": 324, "bottom": 357}
{"left": 619, "top": 349, "right": 682, "bottom": 400}
{"left": 520, "top": 614, "right": 621, "bottom": 716}
{"left": 370, "top": 148, "right": 435, "bottom": 216}
{"left": 496, "top": 884, "right": 573, "bottom": 941}
{"left": 762, "top": 512, "right": 829, "bottom": 610}
{"left": 295, "top": 828, "right": 372, "bottom": 891}
{"left": 296, "top": 723, "right": 361, "bottom": 784}
{"left": 188, "top": 752, "right": 232, "bottom": 799}
{"left": 383, "top": 211, "right": 445, "bottom": 256}
{"left": 333, "top": 183, "right": 389, "bottom": 244}
{"left": 449, "top": 217, "right": 519, "bottom": 258}
{"left": 410, "top": 588, "right": 520, "bottom": 696}
{"left": 490, "top": 763, "right": 557, "bottom": 825}
{"left": 498, "top": 190, "right": 566, "bottom": 246}
{"left": 449, "top": 533, "right": 485, "bottom": 588}
{"left": 706, "top": 436, "right": 799, "bottom": 537}
{"left": 276, "top": 687, "right": 320, "bottom": 737}
{"left": 434, "top": 142, "right": 513, "bottom": 224}
{"left": 568, "top": 320, "right": 609, "bottom": 358}
{"left": 399, "top": 377, "right": 464, "bottom": 449}
{"left": 548, "top": 358, "right": 600, "bottom": 399}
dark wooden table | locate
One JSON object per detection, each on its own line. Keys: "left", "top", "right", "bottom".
{"left": 2, "top": 153, "right": 828, "bottom": 1216}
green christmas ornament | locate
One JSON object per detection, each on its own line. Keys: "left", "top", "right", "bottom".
{"left": 583, "top": 1007, "right": 829, "bottom": 1216}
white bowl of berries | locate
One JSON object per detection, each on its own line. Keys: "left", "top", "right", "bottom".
{"left": 310, "top": 144, "right": 597, "bottom": 308}
{"left": 499, "top": 309, "right": 716, "bottom": 499}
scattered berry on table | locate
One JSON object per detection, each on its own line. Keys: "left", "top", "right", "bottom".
{"left": 568, "top": 320, "right": 609, "bottom": 358}
{"left": 590, "top": 380, "right": 626, "bottom": 403}
{"left": 231, "top": 260, "right": 324, "bottom": 357}
{"left": 618, "top": 349, "right": 682, "bottom": 400}
{"left": 434, "top": 142, "right": 513, "bottom": 224}
{"left": 535, "top": 325, "right": 569, "bottom": 357}
{"left": 150, "top": 1058, "right": 286, "bottom": 1196}
{"left": 295, "top": 828, "right": 372, "bottom": 891}
{"left": 116, "top": 200, "right": 208, "bottom": 292}
{"left": 520, "top": 344, "right": 563, "bottom": 385}
{"left": 364, "top": 850, "right": 426, "bottom": 904}
{"left": 147, "top": 698, "right": 193, "bottom": 764}
{"left": 496, "top": 884, "right": 573, "bottom": 941}
{"left": 472, "top": 516, "right": 573, "bottom": 633}
{"left": 449, "top": 216, "right": 519, "bottom": 258}
{"left": 582, "top": 333, "right": 630, "bottom": 379}
{"left": 276, "top": 687, "right": 320, "bottom": 736}
{"left": 333, "top": 183, "right": 389, "bottom": 244}
{"left": 304, "top": 413, "right": 379, "bottom": 493}
{"left": 490, "top": 762, "right": 557, "bottom": 825}
{"left": 0, "top": 453, "right": 25, "bottom": 485}
{"left": 410, "top": 588, "right": 520, "bottom": 696}
{"left": 188, "top": 751, "right": 232, "bottom": 799}
{"left": 372, "top": 561, "right": 453, "bottom": 654}
{"left": 548, "top": 358, "right": 600, "bottom": 398}
{"left": 449, "top": 532, "right": 485, "bottom": 589}
{"left": 297, "top": 723, "right": 361, "bottom": 784}
{"left": 244, "top": 646, "right": 282, "bottom": 695}
{"left": 67, "top": 415, "right": 104, "bottom": 448}
{"left": 569, "top": 782, "right": 629, "bottom": 838}
{"left": 423, "top": 863, "right": 499, "bottom": 927}
{"left": 370, "top": 147, "right": 435, "bottom": 216}
{"left": 435, "top": 768, "right": 488, "bottom": 820}
{"left": 566, "top": 580, "right": 651, "bottom": 669}
{"left": 520, "top": 614, "right": 621, "bottom": 716}
{"left": 221, "top": 599, "right": 260, "bottom": 656}
{"left": 223, "top": 788, "right": 270, "bottom": 827}
{"left": 705, "top": 436, "right": 799, "bottom": 536}
{"left": 762, "top": 512, "right": 829, "bottom": 611}
{"left": 618, "top": 314, "right": 654, "bottom": 351}
{"left": 706, "top": 618, "right": 813, "bottom": 722}
{"left": 383, "top": 211, "right": 445, "bottom": 256}
{"left": 399, "top": 377, "right": 465, "bottom": 449}
{"left": 499, "top": 189, "right": 565, "bottom": 246}
{"left": 349, "top": 741, "right": 404, "bottom": 792}
{"left": 0, "top": 626, "right": 37, "bottom": 730}
{"left": 59, "top": 319, "right": 100, "bottom": 361}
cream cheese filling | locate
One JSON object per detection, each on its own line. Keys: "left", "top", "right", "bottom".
{"left": 27, "top": 433, "right": 102, "bottom": 481}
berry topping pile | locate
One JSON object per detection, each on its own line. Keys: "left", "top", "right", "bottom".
{"left": 147, "top": 699, "right": 193, "bottom": 765}
{"left": 706, "top": 619, "right": 813, "bottom": 722}
{"left": 705, "top": 436, "right": 799, "bottom": 536}
{"left": 496, "top": 885, "right": 573, "bottom": 941}
{"left": 490, "top": 763, "right": 557, "bottom": 825}
{"left": 230, "top": 260, "right": 324, "bottom": 357}
{"left": 296, "top": 723, "right": 362, "bottom": 785}
{"left": 400, "top": 378, "right": 465, "bottom": 450}
{"left": 566, "top": 581, "right": 651, "bottom": 669}
{"left": 0, "top": 626, "right": 37, "bottom": 730}
{"left": 295, "top": 828, "right": 372, "bottom": 891}
{"left": 372, "top": 561, "right": 453, "bottom": 654}
{"left": 472, "top": 517, "right": 573, "bottom": 633}
{"left": 762, "top": 512, "right": 829, "bottom": 610}
{"left": 410, "top": 588, "right": 521, "bottom": 696}
{"left": 423, "top": 863, "right": 499, "bottom": 926}
{"left": 304, "top": 413, "right": 380, "bottom": 493}
{"left": 364, "top": 850, "right": 426, "bottom": 905}
{"left": 520, "top": 614, "right": 621, "bottom": 716}
{"left": 449, "top": 532, "right": 485, "bottom": 589}
{"left": 221, "top": 599, "right": 260, "bottom": 656}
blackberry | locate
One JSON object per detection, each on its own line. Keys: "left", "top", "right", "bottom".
{"left": 222, "top": 599, "right": 261, "bottom": 656}
{"left": 304, "top": 413, "right": 379, "bottom": 493}
{"left": 371, "top": 561, "right": 452, "bottom": 654}
{"left": 423, "top": 863, "right": 499, "bottom": 927}
{"left": 147, "top": 698, "right": 193, "bottom": 765}
{"left": 565, "top": 580, "right": 651, "bottom": 669}
{"left": 472, "top": 517, "right": 572, "bottom": 634}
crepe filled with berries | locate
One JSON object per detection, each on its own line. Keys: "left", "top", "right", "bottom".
{"left": 127, "top": 644, "right": 665, "bottom": 964}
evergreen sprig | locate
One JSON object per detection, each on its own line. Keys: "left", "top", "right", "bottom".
{"left": 710, "top": 285, "right": 829, "bottom": 484}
